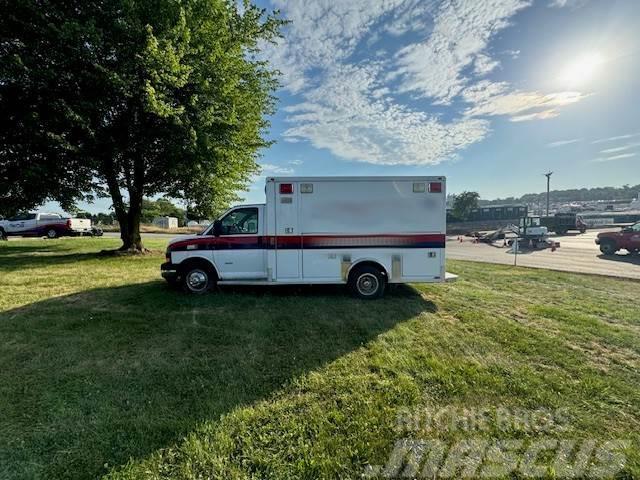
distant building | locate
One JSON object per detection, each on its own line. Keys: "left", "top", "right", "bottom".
{"left": 627, "top": 195, "right": 640, "bottom": 211}
{"left": 152, "top": 216, "right": 178, "bottom": 229}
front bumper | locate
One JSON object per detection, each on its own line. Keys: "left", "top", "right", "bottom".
{"left": 161, "top": 262, "right": 179, "bottom": 283}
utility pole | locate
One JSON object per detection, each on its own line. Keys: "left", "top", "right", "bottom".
{"left": 544, "top": 172, "right": 553, "bottom": 216}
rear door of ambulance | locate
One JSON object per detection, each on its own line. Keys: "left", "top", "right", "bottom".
{"left": 272, "top": 180, "right": 302, "bottom": 280}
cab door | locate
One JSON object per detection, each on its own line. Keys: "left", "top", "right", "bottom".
{"left": 214, "top": 207, "right": 267, "bottom": 280}
{"left": 7, "top": 213, "right": 37, "bottom": 235}
{"left": 625, "top": 222, "right": 640, "bottom": 249}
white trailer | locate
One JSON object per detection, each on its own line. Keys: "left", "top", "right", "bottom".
{"left": 162, "top": 176, "right": 456, "bottom": 298}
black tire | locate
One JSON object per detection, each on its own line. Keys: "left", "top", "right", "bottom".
{"left": 580, "top": 228, "right": 587, "bottom": 234}
{"left": 556, "top": 229, "right": 567, "bottom": 235}
{"left": 348, "top": 265, "right": 386, "bottom": 299}
{"left": 599, "top": 242, "right": 617, "bottom": 256}
{"left": 46, "top": 228, "right": 58, "bottom": 239}
{"left": 180, "top": 261, "right": 216, "bottom": 294}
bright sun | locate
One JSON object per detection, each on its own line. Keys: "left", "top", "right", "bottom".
{"left": 558, "top": 52, "right": 604, "bottom": 87}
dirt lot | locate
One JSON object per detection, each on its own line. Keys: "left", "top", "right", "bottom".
{"left": 447, "top": 228, "right": 640, "bottom": 280}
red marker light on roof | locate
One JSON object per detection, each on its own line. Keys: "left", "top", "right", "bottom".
{"left": 280, "top": 183, "right": 293, "bottom": 194}
{"left": 428, "top": 182, "right": 442, "bottom": 193}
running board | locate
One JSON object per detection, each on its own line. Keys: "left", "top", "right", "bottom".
{"left": 218, "top": 276, "right": 458, "bottom": 286}
{"left": 217, "top": 279, "right": 341, "bottom": 286}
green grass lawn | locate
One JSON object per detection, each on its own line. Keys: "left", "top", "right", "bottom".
{"left": 0, "top": 237, "right": 638, "bottom": 479}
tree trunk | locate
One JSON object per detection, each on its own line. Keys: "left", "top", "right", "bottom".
{"left": 119, "top": 195, "right": 145, "bottom": 252}
{"left": 102, "top": 155, "right": 146, "bottom": 253}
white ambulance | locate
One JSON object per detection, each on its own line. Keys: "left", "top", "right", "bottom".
{"left": 162, "top": 176, "right": 455, "bottom": 298}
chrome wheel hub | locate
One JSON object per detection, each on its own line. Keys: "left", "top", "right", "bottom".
{"left": 187, "top": 270, "right": 208, "bottom": 292}
{"left": 357, "top": 273, "right": 379, "bottom": 295}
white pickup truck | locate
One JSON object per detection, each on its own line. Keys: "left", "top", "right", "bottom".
{"left": 0, "top": 212, "right": 93, "bottom": 239}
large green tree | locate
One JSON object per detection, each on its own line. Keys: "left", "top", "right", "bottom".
{"left": 451, "top": 191, "right": 480, "bottom": 221}
{"left": 0, "top": 0, "right": 283, "bottom": 251}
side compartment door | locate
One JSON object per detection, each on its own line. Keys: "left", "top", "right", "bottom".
{"left": 214, "top": 207, "right": 267, "bottom": 280}
{"left": 275, "top": 182, "right": 301, "bottom": 279}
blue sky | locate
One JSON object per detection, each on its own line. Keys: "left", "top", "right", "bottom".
{"left": 47, "top": 0, "right": 640, "bottom": 214}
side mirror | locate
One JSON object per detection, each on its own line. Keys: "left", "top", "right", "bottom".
{"left": 212, "top": 219, "right": 222, "bottom": 236}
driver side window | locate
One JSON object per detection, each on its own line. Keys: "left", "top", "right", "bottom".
{"left": 220, "top": 208, "right": 258, "bottom": 235}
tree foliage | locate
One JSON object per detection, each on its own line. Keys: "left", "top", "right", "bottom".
{"left": 0, "top": 0, "right": 284, "bottom": 250}
{"left": 451, "top": 191, "right": 480, "bottom": 221}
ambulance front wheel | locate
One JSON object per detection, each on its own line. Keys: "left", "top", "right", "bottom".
{"left": 180, "top": 260, "right": 217, "bottom": 294}
{"left": 348, "top": 265, "right": 386, "bottom": 299}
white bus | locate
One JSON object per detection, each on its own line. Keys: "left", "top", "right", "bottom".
{"left": 162, "top": 176, "right": 455, "bottom": 298}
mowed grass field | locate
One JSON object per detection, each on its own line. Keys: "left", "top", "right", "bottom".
{"left": 0, "top": 238, "right": 638, "bottom": 479}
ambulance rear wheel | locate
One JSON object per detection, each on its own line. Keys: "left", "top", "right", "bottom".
{"left": 348, "top": 265, "right": 386, "bottom": 299}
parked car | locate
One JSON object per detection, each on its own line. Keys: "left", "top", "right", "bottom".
{"left": 162, "top": 176, "right": 457, "bottom": 298}
{"left": 595, "top": 222, "right": 640, "bottom": 255}
{"left": 0, "top": 212, "right": 93, "bottom": 239}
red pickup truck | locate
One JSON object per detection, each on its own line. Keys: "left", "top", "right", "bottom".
{"left": 595, "top": 222, "right": 640, "bottom": 255}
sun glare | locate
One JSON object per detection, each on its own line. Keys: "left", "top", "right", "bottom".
{"left": 558, "top": 52, "right": 604, "bottom": 86}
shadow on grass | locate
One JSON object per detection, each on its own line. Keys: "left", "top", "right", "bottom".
{"left": 0, "top": 281, "right": 435, "bottom": 480}
{"left": 0, "top": 239, "right": 117, "bottom": 271}
{"left": 0, "top": 251, "right": 111, "bottom": 272}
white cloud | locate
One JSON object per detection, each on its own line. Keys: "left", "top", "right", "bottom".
{"left": 474, "top": 54, "right": 500, "bottom": 75}
{"left": 462, "top": 82, "right": 587, "bottom": 120}
{"left": 504, "top": 49, "right": 520, "bottom": 59}
{"left": 288, "top": 159, "right": 304, "bottom": 166}
{"left": 393, "top": 0, "right": 530, "bottom": 103}
{"left": 382, "top": 0, "right": 435, "bottom": 36}
{"left": 260, "top": 163, "right": 294, "bottom": 175}
{"left": 592, "top": 133, "right": 640, "bottom": 144}
{"left": 547, "top": 138, "right": 582, "bottom": 147}
{"left": 267, "top": 0, "right": 421, "bottom": 92}
{"left": 510, "top": 109, "right": 560, "bottom": 122}
{"left": 283, "top": 63, "right": 490, "bottom": 165}
{"left": 548, "top": 0, "right": 589, "bottom": 8}
{"left": 600, "top": 142, "right": 640, "bottom": 154}
{"left": 593, "top": 153, "right": 636, "bottom": 162}
{"left": 266, "top": 0, "right": 588, "bottom": 166}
